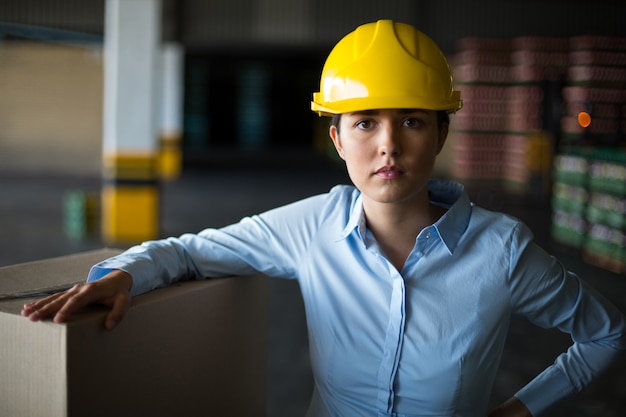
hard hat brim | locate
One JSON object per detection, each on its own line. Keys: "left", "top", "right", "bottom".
{"left": 311, "top": 92, "right": 463, "bottom": 117}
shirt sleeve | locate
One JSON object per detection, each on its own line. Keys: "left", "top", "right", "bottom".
{"left": 506, "top": 223, "right": 626, "bottom": 416}
{"left": 87, "top": 191, "right": 331, "bottom": 296}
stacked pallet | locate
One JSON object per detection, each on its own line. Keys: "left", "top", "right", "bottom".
{"left": 562, "top": 36, "right": 626, "bottom": 145}
{"left": 451, "top": 34, "right": 626, "bottom": 273}
{"left": 450, "top": 36, "right": 568, "bottom": 194}
{"left": 451, "top": 38, "right": 513, "bottom": 183}
{"left": 551, "top": 154, "right": 589, "bottom": 250}
{"left": 503, "top": 37, "right": 568, "bottom": 193}
{"left": 554, "top": 36, "right": 626, "bottom": 273}
{"left": 585, "top": 155, "right": 626, "bottom": 272}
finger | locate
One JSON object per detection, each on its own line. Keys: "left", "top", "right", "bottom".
{"left": 21, "top": 289, "right": 74, "bottom": 321}
{"left": 104, "top": 292, "right": 131, "bottom": 330}
{"left": 52, "top": 284, "right": 104, "bottom": 324}
{"left": 22, "top": 293, "right": 59, "bottom": 317}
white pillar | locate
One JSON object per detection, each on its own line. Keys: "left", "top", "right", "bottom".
{"left": 158, "top": 42, "right": 184, "bottom": 180}
{"left": 102, "top": 0, "right": 162, "bottom": 243}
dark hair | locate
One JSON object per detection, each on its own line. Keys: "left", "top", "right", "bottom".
{"left": 330, "top": 111, "right": 450, "bottom": 135}
{"left": 331, "top": 114, "right": 342, "bottom": 133}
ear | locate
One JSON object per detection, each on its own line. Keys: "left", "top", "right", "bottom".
{"left": 436, "top": 123, "right": 449, "bottom": 155}
{"left": 329, "top": 125, "right": 346, "bottom": 160}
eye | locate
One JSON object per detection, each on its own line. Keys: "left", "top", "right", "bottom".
{"left": 402, "top": 117, "right": 424, "bottom": 128}
{"left": 355, "top": 119, "right": 375, "bottom": 130}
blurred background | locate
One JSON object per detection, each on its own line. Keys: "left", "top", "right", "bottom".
{"left": 1, "top": 1, "right": 625, "bottom": 416}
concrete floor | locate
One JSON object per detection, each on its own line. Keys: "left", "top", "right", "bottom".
{"left": 1, "top": 164, "right": 625, "bottom": 416}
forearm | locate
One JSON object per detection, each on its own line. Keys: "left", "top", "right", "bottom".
{"left": 89, "top": 232, "right": 265, "bottom": 296}
{"left": 509, "top": 243, "right": 626, "bottom": 415}
{"left": 488, "top": 397, "right": 531, "bottom": 417}
{"left": 513, "top": 339, "right": 625, "bottom": 416}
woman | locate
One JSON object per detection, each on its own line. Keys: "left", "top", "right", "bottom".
{"left": 23, "top": 20, "right": 625, "bottom": 417}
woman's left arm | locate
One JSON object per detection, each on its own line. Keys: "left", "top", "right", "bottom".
{"left": 507, "top": 224, "right": 626, "bottom": 416}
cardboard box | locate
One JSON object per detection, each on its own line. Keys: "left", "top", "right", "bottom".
{"left": 0, "top": 249, "right": 268, "bottom": 417}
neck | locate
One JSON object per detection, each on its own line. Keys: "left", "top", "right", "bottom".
{"left": 364, "top": 191, "right": 440, "bottom": 229}
{"left": 363, "top": 197, "right": 446, "bottom": 271}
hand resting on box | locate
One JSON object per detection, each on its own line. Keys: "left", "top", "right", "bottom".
{"left": 21, "top": 269, "right": 132, "bottom": 330}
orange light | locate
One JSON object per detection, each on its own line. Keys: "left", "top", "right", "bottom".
{"left": 578, "top": 111, "right": 591, "bottom": 128}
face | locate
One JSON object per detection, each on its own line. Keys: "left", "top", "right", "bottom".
{"left": 329, "top": 108, "right": 448, "bottom": 208}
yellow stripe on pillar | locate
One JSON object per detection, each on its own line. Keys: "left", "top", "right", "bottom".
{"left": 159, "top": 133, "right": 182, "bottom": 180}
{"left": 102, "top": 154, "right": 159, "bottom": 244}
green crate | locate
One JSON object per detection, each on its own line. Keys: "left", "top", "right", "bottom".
{"left": 588, "top": 161, "right": 626, "bottom": 196}
{"left": 585, "top": 223, "right": 626, "bottom": 261}
{"left": 586, "top": 193, "right": 626, "bottom": 229}
{"left": 551, "top": 224, "right": 586, "bottom": 248}
{"left": 552, "top": 182, "right": 588, "bottom": 214}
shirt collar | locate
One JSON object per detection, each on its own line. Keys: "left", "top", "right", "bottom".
{"left": 429, "top": 179, "right": 471, "bottom": 254}
{"left": 338, "top": 179, "right": 472, "bottom": 254}
{"left": 339, "top": 192, "right": 366, "bottom": 241}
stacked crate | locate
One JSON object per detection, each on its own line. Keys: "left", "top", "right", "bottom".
{"left": 451, "top": 38, "right": 513, "bottom": 183}
{"left": 555, "top": 36, "right": 626, "bottom": 273}
{"left": 551, "top": 154, "right": 589, "bottom": 250}
{"left": 585, "top": 154, "right": 626, "bottom": 272}
{"left": 504, "top": 37, "right": 569, "bottom": 194}
{"left": 450, "top": 36, "right": 568, "bottom": 193}
{"left": 562, "top": 36, "right": 626, "bottom": 146}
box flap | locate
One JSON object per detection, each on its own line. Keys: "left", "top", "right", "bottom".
{"left": 0, "top": 248, "right": 122, "bottom": 314}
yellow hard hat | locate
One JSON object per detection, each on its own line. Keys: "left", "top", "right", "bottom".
{"left": 311, "top": 20, "right": 462, "bottom": 116}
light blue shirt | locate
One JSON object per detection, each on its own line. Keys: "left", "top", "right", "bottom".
{"left": 88, "top": 179, "right": 626, "bottom": 417}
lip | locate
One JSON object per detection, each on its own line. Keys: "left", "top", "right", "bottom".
{"left": 374, "top": 165, "right": 404, "bottom": 179}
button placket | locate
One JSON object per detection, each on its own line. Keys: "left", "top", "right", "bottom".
{"left": 376, "top": 273, "right": 406, "bottom": 413}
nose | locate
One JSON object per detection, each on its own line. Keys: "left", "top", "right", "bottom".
{"left": 378, "top": 124, "right": 400, "bottom": 156}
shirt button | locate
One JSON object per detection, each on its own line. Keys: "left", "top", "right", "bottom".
{"left": 425, "top": 233, "right": 431, "bottom": 239}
